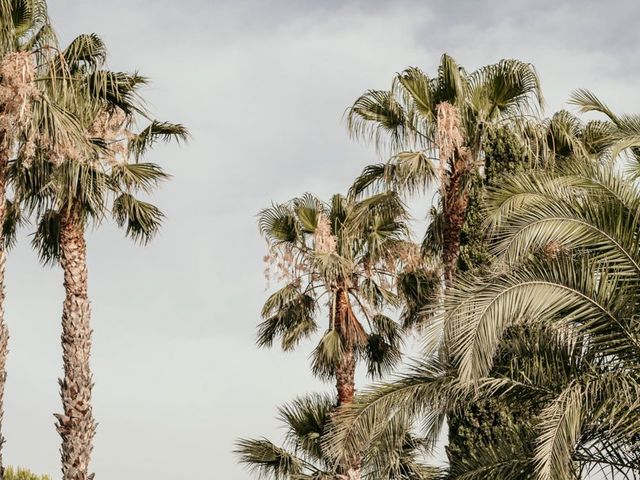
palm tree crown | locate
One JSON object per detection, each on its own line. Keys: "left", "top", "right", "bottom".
{"left": 348, "top": 54, "right": 543, "bottom": 284}
{"left": 236, "top": 393, "right": 438, "bottom": 480}
{"left": 258, "top": 192, "right": 431, "bottom": 398}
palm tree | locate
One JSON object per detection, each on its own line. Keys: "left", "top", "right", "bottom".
{"left": 258, "top": 192, "right": 433, "bottom": 477}
{"left": 14, "top": 36, "right": 187, "bottom": 480}
{"left": 345, "top": 55, "right": 543, "bottom": 476}
{"left": 347, "top": 53, "right": 543, "bottom": 285}
{"left": 0, "top": 3, "right": 88, "bottom": 476}
{"left": 235, "top": 393, "right": 439, "bottom": 480}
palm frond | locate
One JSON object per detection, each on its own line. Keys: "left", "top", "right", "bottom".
{"left": 363, "top": 314, "right": 404, "bottom": 378}
{"left": 110, "top": 162, "right": 169, "bottom": 193}
{"left": 235, "top": 438, "right": 308, "bottom": 480}
{"left": 31, "top": 208, "right": 61, "bottom": 265}
{"left": 310, "top": 329, "right": 345, "bottom": 380}
{"left": 259, "top": 203, "right": 300, "bottom": 244}
{"left": 258, "top": 283, "right": 317, "bottom": 351}
{"left": 2, "top": 199, "right": 24, "bottom": 250}
{"left": 111, "top": 193, "right": 163, "bottom": 244}
{"left": 324, "top": 357, "right": 455, "bottom": 468}
{"left": 128, "top": 121, "right": 189, "bottom": 160}
{"left": 569, "top": 89, "right": 618, "bottom": 122}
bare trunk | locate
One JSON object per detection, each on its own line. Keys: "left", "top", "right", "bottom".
{"left": 442, "top": 149, "right": 471, "bottom": 286}
{"left": 55, "top": 210, "right": 95, "bottom": 480}
{"left": 0, "top": 146, "right": 8, "bottom": 480}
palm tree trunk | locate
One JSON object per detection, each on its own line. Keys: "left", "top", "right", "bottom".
{"left": 335, "top": 349, "right": 356, "bottom": 407}
{"left": 334, "top": 288, "right": 356, "bottom": 407}
{"left": 55, "top": 209, "right": 96, "bottom": 480}
{"left": 442, "top": 149, "right": 471, "bottom": 286}
{"left": 334, "top": 288, "right": 360, "bottom": 480}
{"left": 0, "top": 145, "right": 9, "bottom": 480}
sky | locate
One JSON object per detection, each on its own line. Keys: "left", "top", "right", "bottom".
{"left": 3, "top": 0, "right": 640, "bottom": 478}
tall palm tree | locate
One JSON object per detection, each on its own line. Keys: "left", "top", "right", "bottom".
{"left": 347, "top": 53, "right": 543, "bottom": 285}
{"left": 14, "top": 36, "right": 187, "bottom": 480}
{"left": 236, "top": 393, "right": 440, "bottom": 480}
{"left": 0, "top": 3, "right": 88, "bottom": 476}
{"left": 258, "top": 192, "right": 432, "bottom": 477}
{"left": 346, "top": 55, "right": 543, "bottom": 477}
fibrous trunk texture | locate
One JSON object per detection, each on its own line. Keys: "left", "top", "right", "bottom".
{"left": 0, "top": 147, "right": 9, "bottom": 480}
{"left": 334, "top": 288, "right": 361, "bottom": 480}
{"left": 55, "top": 211, "right": 95, "bottom": 480}
{"left": 334, "top": 288, "right": 357, "bottom": 407}
{"left": 442, "top": 148, "right": 472, "bottom": 286}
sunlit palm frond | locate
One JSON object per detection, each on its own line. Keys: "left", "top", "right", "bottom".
{"left": 470, "top": 58, "right": 543, "bottom": 122}
{"left": 569, "top": 89, "right": 618, "bottom": 122}
{"left": 310, "top": 329, "right": 345, "bottom": 380}
{"left": 445, "top": 255, "right": 634, "bottom": 383}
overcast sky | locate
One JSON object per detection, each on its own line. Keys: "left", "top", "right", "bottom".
{"left": 3, "top": 0, "right": 640, "bottom": 479}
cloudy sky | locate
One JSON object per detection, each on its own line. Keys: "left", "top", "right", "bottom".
{"left": 3, "top": 0, "right": 640, "bottom": 478}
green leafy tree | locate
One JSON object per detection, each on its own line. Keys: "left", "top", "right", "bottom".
{"left": 442, "top": 159, "right": 640, "bottom": 479}
{"left": 329, "top": 92, "right": 632, "bottom": 478}
{"left": 327, "top": 89, "right": 640, "bottom": 476}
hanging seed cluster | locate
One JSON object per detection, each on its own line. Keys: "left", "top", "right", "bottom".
{"left": 263, "top": 244, "right": 309, "bottom": 286}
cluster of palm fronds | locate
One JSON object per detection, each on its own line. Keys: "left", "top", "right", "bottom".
{"left": 238, "top": 53, "right": 640, "bottom": 480}
{"left": 0, "top": 2, "right": 185, "bottom": 480}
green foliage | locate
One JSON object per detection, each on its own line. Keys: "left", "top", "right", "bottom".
{"left": 453, "top": 125, "right": 540, "bottom": 479}
{"left": 457, "top": 171, "right": 490, "bottom": 273}
{"left": 4, "top": 467, "right": 52, "bottom": 480}
{"left": 12, "top": 35, "right": 187, "bottom": 263}
{"left": 236, "top": 394, "right": 439, "bottom": 480}
{"left": 443, "top": 162, "right": 640, "bottom": 479}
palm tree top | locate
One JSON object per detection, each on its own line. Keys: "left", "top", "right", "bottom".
{"left": 347, "top": 53, "right": 543, "bottom": 155}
